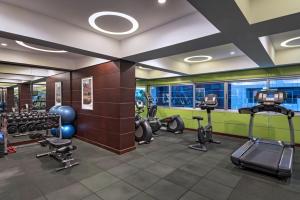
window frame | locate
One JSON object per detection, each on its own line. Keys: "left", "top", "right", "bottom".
{"left": 147, "top": 75, "right": 300, "bottom": 113}
{"left": 149, "top": 85, "right": 171, "bottom": 107}
{"left": 170, "top": 83, "right": 195, "bottom": 108}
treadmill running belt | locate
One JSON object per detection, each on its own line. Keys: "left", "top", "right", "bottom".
{"left": 240, "top": 143, "right": 284, "bottom": 171}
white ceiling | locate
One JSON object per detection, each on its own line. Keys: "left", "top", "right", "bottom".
{"left": 0, "top": 37, "right": 86, "bottom": 59}
{"left": 1, "top": 0, "right": 197, "bottom": 40}
{"left": 270, "top": 29, "right": 300, "bottom": 51}
{"left": 169, "top": 44, "right": 244, "bottom": 64}
{"left": 0, "top": 0, "right": 300, "bottom": 80}
{"left": 235, "top": 0, "right": 300, "bottom": 24}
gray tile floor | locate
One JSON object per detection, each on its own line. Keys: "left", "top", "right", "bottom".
{"left": 1, "top": 130, "right": 300, "bottom": 200}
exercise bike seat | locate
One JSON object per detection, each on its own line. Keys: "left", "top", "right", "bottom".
{"left": 192, "top": 116, "right": 203, "bottom": 121}
{"left": 46, "top": 138, "right": 72, "bottom": 148}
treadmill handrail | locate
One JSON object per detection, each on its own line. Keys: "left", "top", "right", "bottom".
{"left": 239, "top": 105, "right": 294, "bottom": 117}
{"left": 238, "top": 104, "right": 295, "bottom": 146}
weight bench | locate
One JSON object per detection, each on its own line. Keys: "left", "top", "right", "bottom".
{"left": 36, "top": 137, "right": 79, "bottom": 171}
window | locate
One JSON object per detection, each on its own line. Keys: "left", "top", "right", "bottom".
{"left": 228, "top": 80, "right": 267, "bottom": 110}
{"left": 269, "top": 78, "right": 300, "bottom": 111}
{"left": 171, "top": 85, "right": 194, "bottom": 108}
{"left": 150, "top": 86, "right": 169, "bottom": 106}
{"left": 195, "top": 82, "right": 225, "bottom": 109}
{"left": 135, "top": 86, "right": 146, "bottom": 103}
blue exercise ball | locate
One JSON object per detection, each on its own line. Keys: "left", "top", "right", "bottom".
{"left": 50, "top": 128, "right": 58, "bottom": 137}
{"left": 49, "top": 105, "right": 61, "bottom": 114}
{"left": 57, "top": 106, "right": 76, "bottom": 124}
{"left": 61, "top": 124, "right": 76, "bottom": 139}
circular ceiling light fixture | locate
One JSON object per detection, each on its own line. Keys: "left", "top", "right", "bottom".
{"left": 230, "top": 51, "right": 236, "bottom": 55}
{"left": 184, "top": 55, "right": 212, "bottom": 63}
{"left": 280, "top": 36, "right": 300, "bottom": 48}
{"left": 158, "top": 0, "right": 167, "bottom": 4}
{"left": 16, "top": 41, "right": 67, "bottom": 53}
{"left": 88, "top": 11, "right": 139, "bottom": 35}
{"left": 1, "top": 43, "right": 7, "bottom": 47}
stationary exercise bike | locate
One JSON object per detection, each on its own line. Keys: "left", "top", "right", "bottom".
{"left": 144, "top": 93, "right": 185, "bottom": 135}
{"left": 135, "top": 101, "right": 153, "bottom": 144}
{"left": 189, "top": 94, "right": 220, "bottom": 151}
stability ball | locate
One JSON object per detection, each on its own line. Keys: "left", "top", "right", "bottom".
{"left": 61, "top": 124, "right": 76, "bottom": 139}
{"left": 49, "top": 105, "right": 61, "bottom": 114}
{"left": 50, "top": 128, "right": 58, "bottom": 137}
{"left": 57, "top": 106, "right": 76, "bottom": 124}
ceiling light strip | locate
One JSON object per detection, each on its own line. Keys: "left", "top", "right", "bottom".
{"left": 184, "top": 55, "right": 212, "bottom": 63}
{"left": 16, "top": 41, "right": 67, "bottom": 53}
{"left": 88, "top": 11, "right": 139, "bottom": 35}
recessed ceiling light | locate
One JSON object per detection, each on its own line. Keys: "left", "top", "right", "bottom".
{"left": 230, "top": 51, "right": 236, "bottom": 55}
{"left": 158, "top": 0, "right": 167, "bottom": 4}
{"left": 280, "top": 36, "right": 300, "bottom": 48}
{"left": 1, "top": 43, "right": 7, "bottom": 47}
{"left": 184, "top": 55, "right": 212, "bottom": 63}
{"left": 88, "top": 11, "right": 139, "bottom": 35}
{"left": 16, "top": 41, "right": 67, "bottom": 53}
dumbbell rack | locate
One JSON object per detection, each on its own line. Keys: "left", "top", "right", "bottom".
{"left": 4, "top": 111, "right": 61, "bottom": 139}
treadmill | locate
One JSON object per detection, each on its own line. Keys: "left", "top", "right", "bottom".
{"left": 231, "top": 90, "right": 295, "bottom": 178}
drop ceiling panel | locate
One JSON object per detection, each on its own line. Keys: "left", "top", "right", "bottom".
{"left": 235, "top": 0, "right": 300, "bottom": 24}
{"left": 2, "top": 0, "right": 198, "bottom": 40}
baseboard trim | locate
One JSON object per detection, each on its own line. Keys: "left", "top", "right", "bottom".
{"left": 75, "top": 135, "right": 136, "bottom": 155}
{"left": 184, "top": 128, "right": 300, "bottom": 147}
{"left": 8, "top": 139, "right": 40, "bottom": 146}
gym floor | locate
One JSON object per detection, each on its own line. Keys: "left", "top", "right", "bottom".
{"left": 1, "top": 131, "right": 300, "bottom": 200}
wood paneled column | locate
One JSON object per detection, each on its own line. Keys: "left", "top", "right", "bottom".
{"left": 72, "top": 60, "right": 136, "bottom": 154}
{"left": 18, "top": 83, "right": 32, "bottom": 110}
{"left": 6, "top": 87, "right": 14, "bottom": 112}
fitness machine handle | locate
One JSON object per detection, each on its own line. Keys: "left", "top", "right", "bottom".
{"left": 238, "top": 107, "right": 252, "bottom": 114}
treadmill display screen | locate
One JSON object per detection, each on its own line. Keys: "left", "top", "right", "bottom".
{"left": 266, "top": 93, "right": 274, "bottom": 101}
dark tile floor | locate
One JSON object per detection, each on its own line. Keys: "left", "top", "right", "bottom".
{"left": 1, "top": 130, "right": 300, "bottom": 200}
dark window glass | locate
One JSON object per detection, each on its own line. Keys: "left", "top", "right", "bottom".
{"left": 228, "top": 80, "right": 267, "bottom": 109}
{"left": 135, "top": 87, "right": 146, "bottom": 103}
{"left": 195, "top": 83, "right": 224, "bottom": 109}
{"left": 171, "top": 85, "right": 194, "bottom": 107}
{"left": 269, "top": 79, "right": 300, "bottom": 111}
{"left": 150, "top": 86, "right": 169, "bottom": 106}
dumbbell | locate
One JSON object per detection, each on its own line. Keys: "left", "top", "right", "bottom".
{"left": 7, "top": 124, "right": 18, "bottom": 134}
{"left": 26, "top": 121, "right": 36, "bottom": 132}
{"left": 35, "top": 122, "right": 43, "bottom": 131}
{"left": 15, "top": 116, "right": 21, "bottom": 123}
{"left": 18, "top": 122, "right": 27, "bottom": 133}
{"left": 7, "top": 116, "right": 14, "bottom": 123}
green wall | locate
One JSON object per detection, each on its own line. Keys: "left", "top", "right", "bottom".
{"left": 137, "top": 65, "right": 300, "bottom": 144}
{"left": 156, "top": 107, "right": 300, "bottom": 144}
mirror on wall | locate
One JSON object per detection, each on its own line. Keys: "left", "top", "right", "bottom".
{"left": 32, "top": 81, "right": 46, "bottom": 111}
{"left": 13, "top": 86, "right": 19, "bottom": 111}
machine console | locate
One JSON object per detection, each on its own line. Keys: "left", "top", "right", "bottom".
{"left": 135, "top": 101, "right": 144, "bottom": 109}
{"left": 256, "top": 90, "right": 286, "bottom": 105}
{"left": 200, "top": 94, "right": 218, "bottom": 110}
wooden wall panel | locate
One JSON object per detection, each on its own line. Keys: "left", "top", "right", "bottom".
{"left": 46, "top": 72, "right": 71, "bottom": 110}
{"left": 19, "top": 83, "right": 32, "bottom": 110}
{"left": 72, "top": 60, "right": 136, "bottom": 154}
{"left": 6, "top": 87, "right": 14, "bottom": 112}
{"left": 46, "top": 60, "right": 136, "bottom": 154}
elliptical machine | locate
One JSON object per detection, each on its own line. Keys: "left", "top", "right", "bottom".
{"left": 189, "top": 94, "right": 220, "bottom": 152}
{"left": 135, "top": 100, "right": 153, "bottom": 144}
{"left": 144, "top": 93, "right": 185, "bottom": 135}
